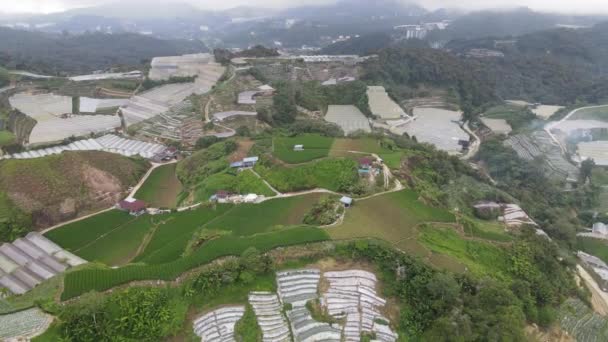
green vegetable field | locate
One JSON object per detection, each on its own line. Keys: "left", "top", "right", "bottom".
{"left": 61, "top": 227, "right": 330, "bottom": 300}
{"left": 273, "top": 135, "right": 334, "bottom": 163}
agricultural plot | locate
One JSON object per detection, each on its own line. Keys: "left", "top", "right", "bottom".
{"left": 531, "top": 105, "right": 564, "bottom": 120}
{"left": 396, "top": 107, "right": 468, "bottom": 154}
{"left": 273, "top": 134, "right": 334, "bottom": 163}
{"left": 255, "top": 158, "right": 358, "bottom": 193}
{"left": 205, "top": 193, "right": 323, "bottom": 236}
{"left": 559, "top": 298, "right": 608, "bottom": 342}
{"left": 192, "top": 169, "right": 276, "bottom": 202}
{"left": 45, "top": 210, "right": 135, "bottom": 251}
{"left": 134, "top": 205, "right": 233, "bottom": 264}
{"left": 505, "top": 131, "right": 579, "bottom": 180}
{"left": 328, "top": 190, "right": 455, "bottom": 256}
{"left": 134, "top": 164, "right": 182, "bottom": 208}
{"left": 367, "top": 86, "right": 406, "bottom": 120}
{"left": 62, "top": 227, "right": 330, "bottom": 300}
{"left": 0, "top": 308, "right": 51, "bottom": 340}
{"left": 9, "top": 93, "right": 122, "bottom": 144}
{"left": 570, "top": 105, "right": 608, "bottom": 121}
{"left": 578, "top": 141, "right": 608, "bottom": 166}
{"left": 324, "top": 105, "right": 371, "bottom": 135}
{"left": 480, "top": 118, "right": 512, "bottom": 135}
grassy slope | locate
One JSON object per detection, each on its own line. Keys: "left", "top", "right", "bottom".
{"left": 134, "top": 164, "right": 182, "bottom": 208}
{"left": 571, "top": 106, "right": 608, "bottom": 121}
{"left": 273, "top": 135, "right": 334, "bottom": 164}
{"left": 329, "top": 190, "right": 455, "bottom": 248}
{"left": 576, "top": 237, "right": 608, "bottom": 264}
{"left": 0, "top": 130, "right": 15, "bottom": 146}
{"left": 0, "top": 151, "right": 148, "bottom": 226}
{"left": 330, "top": 138, "right": 403, "bottom": 169}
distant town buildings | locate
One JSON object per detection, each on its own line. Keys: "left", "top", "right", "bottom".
{"left": 393, "top": 21, "right": 450, "bottom": 40}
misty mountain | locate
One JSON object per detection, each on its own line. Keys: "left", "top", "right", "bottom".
{"left": 0, "top": 28, "right": 207, "bottom": 75}
{"left": 429, "top": 8, "right": 606, "bottom": 42}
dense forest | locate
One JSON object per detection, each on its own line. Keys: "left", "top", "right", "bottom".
{"left": 0, "top": 28, "right": 208, "bottom": 75}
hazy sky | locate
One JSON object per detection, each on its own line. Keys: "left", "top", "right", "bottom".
{"left": 1, "top": 0, "right": 607, "bottom": 15}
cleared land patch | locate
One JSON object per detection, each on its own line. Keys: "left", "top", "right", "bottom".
{"left": 273, "top": 135, "right": 333, "bottom": 164}
{"left": 134, "top": 164, "right": 182, "bottom": 208}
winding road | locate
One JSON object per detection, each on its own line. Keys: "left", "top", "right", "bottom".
{"left": 545, "top": 104, "right": 608, "bottom": 154}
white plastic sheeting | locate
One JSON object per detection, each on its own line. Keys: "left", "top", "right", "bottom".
{"left": 248, "top": 291, "right": 292, "bottom": 342}
{"left": 0, "top": 233, "right": 86, "bottom": 295}
{"left": 192, "top": 306, "right": 245, "bottom": 342}
{"left": 2, "top": 134, "right": 166, "bottom": 160}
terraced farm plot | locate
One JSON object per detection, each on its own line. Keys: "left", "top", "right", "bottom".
{"left": 0, "top": 308, "right": 50, "bottom": 340}
{"left": 273, "top": 135, "right": 334, "bottom": 164}
{"left": 559, "top": 298, "right": 608, "bottom": 342}
{"left": 134, "top": 205, "right": 233, "bottom": 264}
{"left": 74, "top": 216, "right": 154, "bottom": 266}
{"left": 328, "top": 190, "right": 455, "bottom": 256}
{"left": 205, "top": 193, "right": 323, "bottom": 236}
{"left": 255, "top": 158, "right": 358, "bottom": 193}
{"left": 45, "top": 210, "right": 134, "bottom": 251}
{"left": 134, "top": 164, "right": 182, "bottom": 208}
{"left": 62, "top": 227, "right": 330, "bottom": 300}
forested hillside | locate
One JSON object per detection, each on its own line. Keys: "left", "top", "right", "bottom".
{"left": 0, "top": 28, "right": 208, "bottom": 75}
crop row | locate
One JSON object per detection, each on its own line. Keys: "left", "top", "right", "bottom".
{"left": 61, "top": 227, "right": 330, "bottom": 300}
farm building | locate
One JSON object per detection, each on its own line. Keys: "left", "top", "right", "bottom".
{"left": 359, "top": 157, "right": 373, "bottom": 169}
{"left": 237, "top": 91, "right": 260, "bottom": 105}
{"left": 293, "top": 144, "right": 304, "bottom": 151}
{"left": 0, "top": 233, "right": 86, "bottom": 295}
{"left": 324, "top": 105, "right": 371, "bottom": 135}
{"left": 340, "top": 196, "right": 353, "bottom": 208}
{"left": 321, "top": 76, "right": 356, "bottom": 86}
{"left": 367, "top": 86, "right": 406, "bottom": 120}
{"left": 258, "top": 84, "right": 275, "bottom": 95}
{"left": 117, "top": 198, "right": 147, "bottom": 216}
{"left": 230, "top": 156, "right": 259, "bottom": 169}
{"left": 1, "top": 134, "right": 167, "bottom": 160}
{"left": 578, "top": 222, "right": 608, "bottom": 239}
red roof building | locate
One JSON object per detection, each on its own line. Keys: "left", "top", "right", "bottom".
{"left": 118, "top": 199, "right": 147, "bottom": 215}
{"left": 359, "top": 157, "right": 373, "bottom": 169}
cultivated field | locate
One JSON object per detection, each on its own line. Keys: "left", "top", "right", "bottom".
{"left": 61, "top": 227, "right": 329, "bottom": 300}
{"left": 134, "top": 164, "right": 182, "bottom": 208}
{"left": 570, "top": 105, "right": 608, "bottom": 121}
{"left": 559, "top": 298, "right": 608, "bottom": 342}
{"left": 577, "top": 237, "right": 608, "bottom": 264}
{"left": 9, "top": 93, "right": 122, "bottom": 144}
{"left": 273, "top": 135, "right": 334, "bottom": 164}
{"left": 255, "top": 158, "right": 358, "bottom": 193}
{"left": 192, "top": 169, "right": 276, "bottom": 202}
{"left": 397, "top": 107, "right": 468, "bottom": 154}
{"left": 328, "top": 190, "right": 455, "bottom": 253}
{"left": 0, "top": 130, "right": 15, "bottom": 146}
{"left": 324, "top": 105, "right": 371, "bottom": 135}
